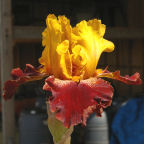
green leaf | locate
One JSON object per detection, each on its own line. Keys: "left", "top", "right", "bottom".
{"left": 47, "top": 104, "right": 73, "bottom": 144}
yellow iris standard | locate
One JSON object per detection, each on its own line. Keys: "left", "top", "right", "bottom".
{"left": 39, "top": 14, "right": 114, "bottom": 81}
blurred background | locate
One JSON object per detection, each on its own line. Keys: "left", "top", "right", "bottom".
{"left": 0, "top": 0, "right": 144, "bottom": 144}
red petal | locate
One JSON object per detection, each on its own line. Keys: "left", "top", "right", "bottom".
{"left": 11, "top": 68, "right": 25, "bottom": 79}
{"left": 97, "top": 70, "right": 142, "bottom": 85}
{"left": 43, "top": 76, "right": 113, "bottom": 128}
{"left": 3, "top": 64, "right": 47, "bottom": 100}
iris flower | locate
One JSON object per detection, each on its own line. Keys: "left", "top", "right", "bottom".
{"left": 3, "top": 14, "right": 141, "bottom": 129}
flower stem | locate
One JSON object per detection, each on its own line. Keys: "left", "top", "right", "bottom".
{"left": 47, "top": 103, "right": 73, "bottom": 144}
{"left": 54, "top": 135, "right": 71, "bottom": 144}
{"left": 62, "top": 136, "right": 71, "bottom": 144}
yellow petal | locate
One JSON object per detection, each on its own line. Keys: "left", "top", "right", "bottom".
{"left": 102, "top": 39, "right": 114, "bottom": 52}
{"left": 39, "top": 14, "right": 114, "bottom": 81}
{"left": 56, "top": 40, "right": 72, "bottom": 79}
{"left": 58, "top": 16, "right": 72, "bottom": 41}
{"left": 71, "top": 45, "right": 87, "bottom": 77}
{"left": 87, "top": 19, "right": 106, "bottom": 37}
{"left": 71, "top": 19, "right": 114, "bottom": 79}
{"left": 39, "top": 14, "right": 72, "bottom": 79}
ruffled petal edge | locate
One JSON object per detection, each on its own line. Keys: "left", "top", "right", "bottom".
{"left": 3, "top": 64, "right": 48, "bottom": 100}
{"left": 96, "top": 69, "right": 142, "bottom": 85}
{"left": 43, "top": 76, "right": 113, "bottom": 128}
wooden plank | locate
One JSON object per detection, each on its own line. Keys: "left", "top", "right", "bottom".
{"left": 13, "top": 26, "right": 44, "bottom": 43}
{"left": 0, "top": 0, "right": 15, "bottom": 144}
{"left": 13, "top": 26, "right": 144, "bottom": 42}
{"left": 128, "top": 0, "right": 142, "bottom": 27}
{"left": 106, "top": 27, "right": 144, "bottom": 39}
